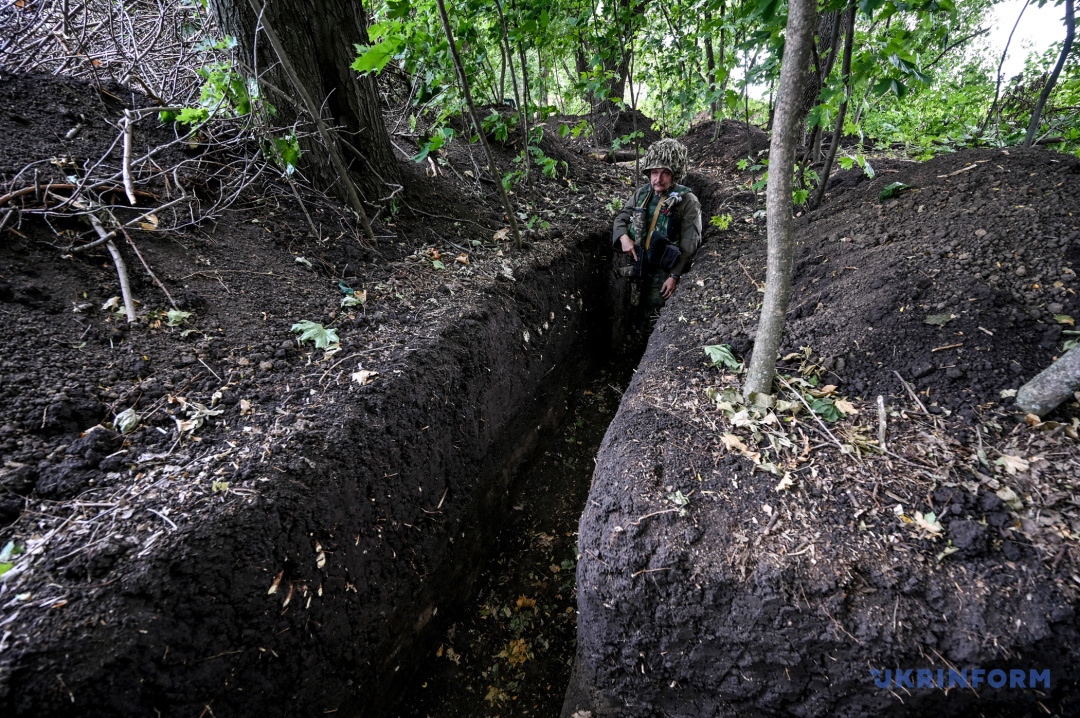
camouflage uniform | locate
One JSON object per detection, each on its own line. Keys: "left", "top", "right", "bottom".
{"left": 612, "top": 139, "right": 702, "bottom": 312}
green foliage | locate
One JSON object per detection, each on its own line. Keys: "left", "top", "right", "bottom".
{"left": 166, "top": 309, "right": 193, "bottom": 326}
{"left": 809, "top": 396, "right": 843, "bottom": 422}
{"left": 710, "top": 213, "right": 733, "bottom": 230}
{"left": 291, "top": 320, "right": 340, "bottom": 349}
{"left": 704, "top": 344, "right": 741, "bottom": 371}
{"left": 0, "top": 540, "right": 25, "bottom": 578}
{"left": 879, "top": 181, "right": 912, "bottom": 200}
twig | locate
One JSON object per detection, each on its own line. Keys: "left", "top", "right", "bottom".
{"left": 777, "top": 376, "right": 846, "bottom": 453}
{"left": 90, "top": 215, "right": 136, "bottom": 323}
{"left": 893, "top": 371, "right": 929, "bottom": 413}
{"left": 931, "top": 342, "right": 963, "bottom": 352}
{"left": 121, "top": 110, "right": 137, "bottom": 205}
{"left": 877, "top": 394, "right": 888, "bottom": 451}
{"left": 120, "top": 228, "right": 178, "bottom": 309}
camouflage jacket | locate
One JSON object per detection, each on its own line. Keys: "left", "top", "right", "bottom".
{"left": 612, "top": 183, "right": 702, "bottom": 277}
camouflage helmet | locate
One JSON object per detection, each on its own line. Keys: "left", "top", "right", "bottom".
{"left": 641, "top": 138, "right": 689, "bottom": 181}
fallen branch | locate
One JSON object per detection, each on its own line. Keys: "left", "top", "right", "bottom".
{"left": 90, "top": 215, "right": 136, "bottom": 323}
{"left": 121, "top": 110, "right": 137, "bottom": 205}
{"left": 777, "top": 376, "right": 846, "bottom": 453}
{"left": 120, "top": 227, "right": 178, "bottom": 309}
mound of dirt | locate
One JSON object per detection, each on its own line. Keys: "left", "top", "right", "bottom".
{"left": 0, "top": 70, "right": 641, "bottom": 717}
{"left": 786, "top": 148, "right": 1080, "bottom": 416}
{"left": 564, "top": 146, "right": 1080, "bottom": 717}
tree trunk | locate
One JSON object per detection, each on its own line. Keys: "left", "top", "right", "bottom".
{"left": 743, "top": 0, "right": 816, "bottom": 398}
{"left": 435, "top": 0, "right": 521, "bottom": 248}
{"left": 209, "top": 0, "right": 399, "bottom": 202}
{"left": 1024, "top": 0, "right": 1075, "bottom": 147}
{"left": 813, "top": 0, "right": 855, "bottom": 209}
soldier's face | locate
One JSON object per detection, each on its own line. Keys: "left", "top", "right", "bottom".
{"left": 650, "top": 168, "right": 673, "bottom": 193}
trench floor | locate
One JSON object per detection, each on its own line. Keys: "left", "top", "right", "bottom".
{"left": 394, "top": 346, "right": 642, "bottom": 717}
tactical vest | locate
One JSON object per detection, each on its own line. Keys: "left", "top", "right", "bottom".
{"left": 630, "top": 183, "right": 691, "bottom": 245}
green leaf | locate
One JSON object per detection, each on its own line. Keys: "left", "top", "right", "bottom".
{"left": 290, "top": 320, "right": 340, "bottom": 349}
{"left": 432, "top": 260, "right": 446, "bottom": 270}
{"left": 0, "top": 563, "right": 12, "bottom": 577}
{"left": 879, "top": 182, "right": 911, "bottom": 200}
{"left": 1054, "top": 314, "right": 1075, "bottom": 327}
{"left": 166, "top": 309, "right": 192, "bottom": 326}
{"left": 351, "top": 36, "right": 404, "bottom": 74}
{"left": 176, "top": 107, "right": 209, "bottom": 125}
{"left": 925, "top": 313, "right": 954, "bottom": 326}
{"left": 809, "top": 397, "right": 843, "bottom": 422}
{"left": 703, "top": 344, "right": 740, "bottom": 370}
{"left": 114, "top": 407, "right": 139, "bottom": 434}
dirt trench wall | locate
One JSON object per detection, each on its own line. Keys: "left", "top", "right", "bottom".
{"left": 562, "top": 250, "right": 1080, "bottom": 718}
{"left": 2, "top": 233, "right": 617, "bottom": 717}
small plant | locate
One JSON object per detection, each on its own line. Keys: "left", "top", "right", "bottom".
{"left": 667, "top": 489, "right": 691, "bottom": 517}
{"left": 0, "top": 540, "right": 26, "bottom": 578}
{"left": 165, "top": 309, "right": 192, "bottom": 326}
{"left": 703, "top": 344, "right": 741, "bottom": 371}
{"left": 1064, "top": 330, "right": 1080, "bottom": 352}
{"left": 291, "top": 320, "right": 339, "bottom": 349}
{"left": 710, "top": 214, "right": 733, "bottom": 230}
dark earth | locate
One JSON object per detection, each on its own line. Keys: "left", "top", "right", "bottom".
{"left": 1, "top": 66, "right": 1078, "bottom": 718}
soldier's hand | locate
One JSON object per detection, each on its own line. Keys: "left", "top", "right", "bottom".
{"left": 619, "top": 234, "right": 637, "bottom": 262}
{"left": 661, "top": 277, "right": 678, "bottom": 299}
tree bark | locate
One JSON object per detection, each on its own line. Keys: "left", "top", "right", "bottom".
{"left": 743, "top": 0, "right": 817, "bottom": 398}
{"left": 1024, "top": 0, "right": 1075, "bottom": 147}
{"left": 1017, "top": 344, "right": 1080, "bottom": 416}
{"left": 983, "top": 0, "right": 1029, "bottom": 135}
{"left": 812, "top": 0, "right": 855, "bottom": 209}
{"left": 209, "top": 0, "right": 399, "bottom": 202}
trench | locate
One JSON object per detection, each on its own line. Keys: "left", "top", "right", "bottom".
{"left": 392, "top": 349, "right": 644, "bottom": 718}
{"left": 385, "top": 242, "right": 647, "bottom": 717}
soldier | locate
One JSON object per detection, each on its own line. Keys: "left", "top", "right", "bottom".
{"left": 612, "top": 138, "right": 702, "bottom": 313}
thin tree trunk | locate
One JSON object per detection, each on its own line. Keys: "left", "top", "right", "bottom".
{"left": 744, "top": 0, "right": 816, "bottom": 398}
{"left": 813, "top": 0, "right": 855, "bottom": 209}
{"left": 1024, "top": 0, "right": 1075, "bottom": 147}
{"left": 705, "top": 7, "right": 717, "bottom": 119}
{"left": 510, "top": 0, "right": 537, "bottom": 203}
{"left": 435, "top": 0, "right": 521, "bottom": 248}
{"left": 983, "top": 0, "right": 1030, "bottom": 135}
{"left": 494, "top": 0, "right": 530, "bottom": 198}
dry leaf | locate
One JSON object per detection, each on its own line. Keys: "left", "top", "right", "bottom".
{"left": 807, "top": 384, "right": 838, "bottom": 397}
{"left": 352, "top": 369, "right": 378, "bottom": 385}
{"left": 267, "top": 570, "right": 284, "bottom": 595}
{"left": 239, "top": 399, "right": 252, "bottom": 415}
{"left": 775, "top": 474, "right": 794, "bottom": 491}
{"left": 721, "top": 433, "right": 749, "bottom": 452}
{"left": 834, "top": 399, "right": 859, "bottom": 415}
{"left": 137, "top": 213, "right": 159, "bottom": 230}
{"left": 515, "top": 595, "right": 536, "bottom": 610}
{"left": 315, "top": 541, "right": 326, "bottom": 569}
{"left": 493, "top": 227, "right": 510, "bottom": 242}
{"left": 455, "top": 253, "right": 470, "bottom": 265}
{"left": 996, "top": 454, "right": 1029, "bottom": 475}
{"left": 913, "top": 511, "right": 943, "bottom": 534}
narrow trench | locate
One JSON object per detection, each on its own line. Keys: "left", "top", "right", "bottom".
{"left": 394, "top": 320, "right": 648, "bottom": 717}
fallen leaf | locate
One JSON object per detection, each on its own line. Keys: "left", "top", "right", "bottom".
{"left": 515, "top": 595, "right": 536, "bottom": 611}
{"left": 493, "top": 227, "right": 510, "bottom": 242}
{"left": 807, "top": 384, "right": 837, "bottom": 397}
{"left": 239, "top": 399, "right": 252, "bottom": 415}
{"left": 775, "top": 474, "right": 795, "bottom": 491}
{"left": 834, "top": 399, "right": 859, "bottom": 415}
{"left": 913, "top": 511, "right": 943, "bottom": 534}
{"left": 925, "top": 313, "right": 955, "bottom": 327}
{"left": 268, "top": 570, "right": 284, "bottom": 595}
{"left": 455, "top": 253, "right": 470, "bottom": 265}
{"left": 996, "top": 454, "right": 1029, "bottom": 475}
{"left": 1055, "top": 314, "right": 1075, "bottom": 326}
{"left": 1000, "top": 388, "right": 1018, "bottom": 398}
{"left": 721, "top": 433, "right": 749, "bottom": 452}
{"left": 996, "top": 486, "right": 1024, "bottom": 510}
{"left": 315, "top": 542, "right": 326, "bottom": 569}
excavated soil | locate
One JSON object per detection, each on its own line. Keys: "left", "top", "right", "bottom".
{"left": 564, "top": 142, "right": 1080, "bottom": 716}
{"left": 0, "top": 70, "right": 643, "bottom": 717}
